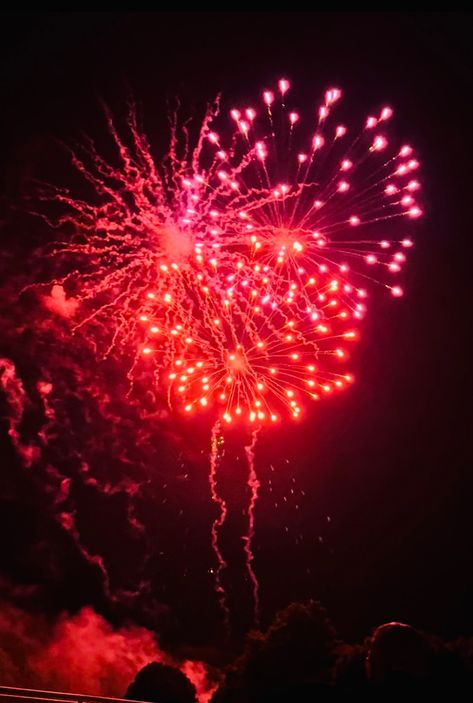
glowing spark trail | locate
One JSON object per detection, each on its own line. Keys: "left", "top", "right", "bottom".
{"left": 209, "top": 420, "right": 230, "bottom": 628}
{"left": 244, "top": 427, "right": 261, "bottom": 625}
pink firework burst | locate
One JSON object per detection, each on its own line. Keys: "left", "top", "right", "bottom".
{"left": 39, "top": 79, "right": 421, "bottom": 426}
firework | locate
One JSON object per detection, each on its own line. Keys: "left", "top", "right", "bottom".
{"left": 35, "top": 79, "right": 421, "bottom": 627}
{"left": 40, "top": 80, "right": 420, "bottom": 427}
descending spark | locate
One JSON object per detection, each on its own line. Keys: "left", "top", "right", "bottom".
{"left": 243, "top": 426, "right": 261, "bottom": 625}
{"left": 209, "top": 420, "right": 230, "bottom": 627}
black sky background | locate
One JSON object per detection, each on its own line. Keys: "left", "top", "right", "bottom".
{"left": 0, "top": 12, "right": 471, "bottom": 652}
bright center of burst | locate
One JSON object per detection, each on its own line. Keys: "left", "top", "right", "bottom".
{"left": 273, "top": 227, "right": 304, "bottom": 254}
{"left": 158, "top": 224, "right": 194, "bottom": 260}
{"left": 228, "top": 352, "right": 246, "bottom": 372}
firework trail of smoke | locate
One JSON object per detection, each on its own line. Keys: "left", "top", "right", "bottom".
{"left": 0, "top": 359, "right": 138, "bottom": 606}
{"left": 208, "top": 420, "right": 230, "bottom": 628}
{"left": 243, "top": 426, "right": 261, "bottom": 625}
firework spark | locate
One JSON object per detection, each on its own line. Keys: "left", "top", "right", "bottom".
{"left": 244, "top": 427, "right": 261, "bottom": 625}
{"left": 209, "top": 421, "right": 230, "bottom": 628}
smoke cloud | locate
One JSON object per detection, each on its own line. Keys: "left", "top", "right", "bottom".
{"left": 42, "top": 285, "right": 79, "bottom": 319}
{"left": 0, "top": 603, "right": 218, "bottom": 702}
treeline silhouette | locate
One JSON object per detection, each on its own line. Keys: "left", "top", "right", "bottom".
{"left": 126, "top": 601, "right": 473, "bottom": 702}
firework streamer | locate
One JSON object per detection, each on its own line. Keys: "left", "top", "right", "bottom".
{"left": 209, "top": 419, "right": 230, "bottom": 628}
{"left": 243, "top": 426, "right": 261, "bottom": 625}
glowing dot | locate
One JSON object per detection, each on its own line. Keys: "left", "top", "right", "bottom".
{"left": 326, "top": 87, "right": 341, "bottom": 104}
{"left": 372, "top": 135, "right": 387, "bottom": 151}
{"left": 279, "top": 78, "right": 290, "bottom": 95}
{"left": 380, "top": 106, "right": 393, "bottom": 121}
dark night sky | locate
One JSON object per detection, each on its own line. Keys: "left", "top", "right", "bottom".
{"left": 0, "top": 11, "right": 471, "bottom": 653}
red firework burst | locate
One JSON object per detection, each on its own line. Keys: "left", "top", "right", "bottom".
{"left": 38, "top": 80, "right": 421, "bottom": 426}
